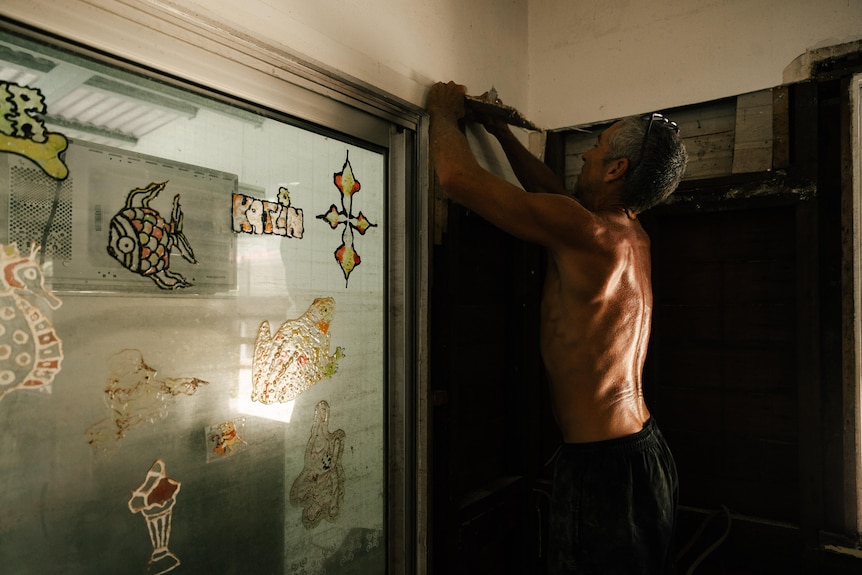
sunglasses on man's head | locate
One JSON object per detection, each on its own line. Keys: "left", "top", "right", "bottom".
{"left": 637, "top": 113, "right": 679, "bottom": 167}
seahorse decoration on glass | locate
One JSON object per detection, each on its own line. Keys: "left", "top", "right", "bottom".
{"left": 0, "top": 81, "right": 69, "bottom": 180}
{"left": 290, "top": 400, "right": 346, "bottom": 529}
{"left": 106, "top": 181, "right": 197, "bottom": 289}
{"left": 86, "top": 349, "right": 208, "bottom": 452}
{"left": 232, "top": 186, "right": 304, "bottom": 238}
{"left": 252, "top": 297, "right": 344, "bottom": 404}
{"left": 128, "top": 460, "right": 182, "bottom": 575}
{"left": 317, "top": 151, "right": 377, "bottom": 286}
{"left": 0, "top": 243, "right": 63, "bottom": 404}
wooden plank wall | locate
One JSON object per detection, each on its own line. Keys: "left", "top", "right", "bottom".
{"left": 563, "top": 90, "right": 775, "bottom": 190}
{"left": 648, "top": 205, "right": 802, "bottom": 531}
{"left": 430, "top": 203, "right": 548, "bottom": 574}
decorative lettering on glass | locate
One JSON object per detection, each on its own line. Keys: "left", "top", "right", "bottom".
{"left": 232, "top": 186, "right": 304, "bottom": 238}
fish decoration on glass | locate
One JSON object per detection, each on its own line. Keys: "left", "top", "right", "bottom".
{"left": 106, "top": 181, "right": 197, "bottom": 289}
{"left": 0, "top": 243, "right": 63, "bottom": 403}
{"left": 317, "top": 151, "right": 376, "bottom": 286}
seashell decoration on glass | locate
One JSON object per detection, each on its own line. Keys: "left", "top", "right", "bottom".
{"left": 251, "top": 297, "right": 344, "bottom": 404}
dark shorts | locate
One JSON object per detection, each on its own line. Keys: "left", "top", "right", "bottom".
{"left": 547, "top": 419, "right": 678, "bottom": 575}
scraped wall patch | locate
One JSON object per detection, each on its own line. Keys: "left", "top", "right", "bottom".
{"left": 290, "top": 400, "right": 345, "bottom": 529}
{"left": 106, "top": 181, "right": 197, "bottom": 289}
{"left": 0, "top": 243, "right": 63, "bottom": 403}
{"left": 317, "top": 152, "right": 376, "bottom": 286}
{"left": 232, "top": 186, "right": 303, "bottom": 238}
{"left": 128, "top": 460, "right": 182, "bottom": 575}
{"left": 252, "top": 297, "right": 344, "bottom": 404}
{"left": 0, "top": 82, "right": 69, "bottom": 180}
{"left": 86, "top": 349, "right": 208, "bottom": 451}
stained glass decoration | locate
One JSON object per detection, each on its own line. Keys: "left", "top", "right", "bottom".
{"left": 317, "top": 152, "right": 377, "bottom": 286}
{"left": 128, "top": 460, "right": 182, "bottom": 575}
{"left": 0, "top": 243, "right": 63, "bottom": 403}
{"left": 206, "top": 418, "right": 248, "bottom": 461}
{"left": 106, "top": 181, "right": 197, "bottom": 290}
{"left": 289, "top": 400, "right": 345, "bottom": 529}
{"left": 252, "top": 297, "right": 344, "bottom": 404}
{"left": 86, "top": 349, "right": 208, "bottom": 452}
{"left": 0, "top": 82, "right": 69, "bottom": 180}
{"left": 232, "top": 186, "right": 304, "bottom": 238}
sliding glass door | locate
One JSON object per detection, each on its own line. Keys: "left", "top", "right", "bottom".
{"left": 0, "top": 17, "right": 422, "bottom": 574}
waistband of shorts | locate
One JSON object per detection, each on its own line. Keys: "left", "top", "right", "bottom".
{"left": 558, "top": 418, "right": 661, "bottom": 455}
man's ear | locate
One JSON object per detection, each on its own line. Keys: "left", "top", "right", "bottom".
{"left": 603, "top": 157, "right": 629, "bottom": 182}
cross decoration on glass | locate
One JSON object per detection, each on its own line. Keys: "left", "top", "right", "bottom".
{"left": 317, "top": 151, "right": 377, "bottom": 286}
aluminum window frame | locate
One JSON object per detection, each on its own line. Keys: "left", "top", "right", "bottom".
{"left": 850, "top": 73, "right": 862, "bottom": 538}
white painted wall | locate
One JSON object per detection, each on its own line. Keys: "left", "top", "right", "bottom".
{"left": 529, "top": 0, "right": 862, "bottom": 128}
{"left": 150, "top": 0, "right": 862, "bottom": 129}
{"left": 170, "top": 0, "right": 530, "bottom": 110}
{"left": 2, "top": 0, "right": 860, "bottom": 130}
{"left": 0, "top": 0, "right": 532, "bottom": 148}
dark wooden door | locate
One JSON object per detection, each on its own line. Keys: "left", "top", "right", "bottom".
{"left": 644, "top": 200, "right": 814, "bottom": 574}
{"left": 429, "top": 203, "right": 557, "bottom": 574}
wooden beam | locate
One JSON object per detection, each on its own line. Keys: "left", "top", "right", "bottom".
{"left": 732, "top": 89, "right": 773, "bottom": 174}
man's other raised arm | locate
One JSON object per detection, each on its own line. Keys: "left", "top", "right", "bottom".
{"left": 480, "top": 116, "right": 567, "bottom": 196}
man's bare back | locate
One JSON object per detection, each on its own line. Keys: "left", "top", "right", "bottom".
{"left": 427, "top": 82, "right": 655, "bottom": 443}
{"left": 540, "top": 209, "right": 653, "bottom": 443}
{"left": 427, "top": 80, "right": 686, "bottom": 574}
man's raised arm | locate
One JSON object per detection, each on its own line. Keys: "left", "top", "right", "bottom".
{"left": 427, "top": 81, "right": 597, "bottom": 251}
{"left": 479, "top": 116, "right": 567, "bottom": 196}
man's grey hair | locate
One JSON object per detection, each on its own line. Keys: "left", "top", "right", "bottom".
{"left": 606, "top": 116, "right": 688, "bottom": 213}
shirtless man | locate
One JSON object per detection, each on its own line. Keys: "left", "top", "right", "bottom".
{"left": 427, "top": 81, "right": 687, "bottom": 574}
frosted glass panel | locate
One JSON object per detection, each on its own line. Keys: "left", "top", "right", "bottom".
{"left": 0, "top": 28, "right": 386, "bottom": 574}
